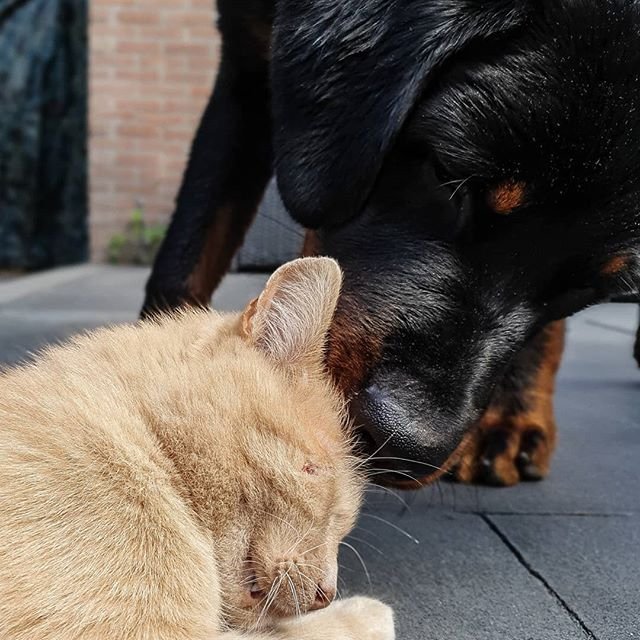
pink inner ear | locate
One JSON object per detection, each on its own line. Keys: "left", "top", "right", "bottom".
{"left": 302, "top": 462, "right": 318, "bottom": 475}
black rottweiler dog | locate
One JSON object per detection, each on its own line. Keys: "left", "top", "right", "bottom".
{"left": 143, "top": 0, "right": 640, "bottom": 487}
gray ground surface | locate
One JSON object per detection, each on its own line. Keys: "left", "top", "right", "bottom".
{"left": 1, "top": 265, "right": 638, "bottom": 640}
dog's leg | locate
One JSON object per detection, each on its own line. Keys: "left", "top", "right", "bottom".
{"left": 141, "top": 40, "right": 272, "bottom": 317}
{"left": 454, "top": 320, "right": 566, "bottom": 487}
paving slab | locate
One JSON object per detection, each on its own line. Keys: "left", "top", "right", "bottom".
{"left": 339, "top": 509, "right": 589, "bottom": 640}
{"left": 490, "top": 514, "right": 640, "bottom": 640}
{"left": 0, "top": 266, "right": 638, "bottom": 640}
{"left": 0, "top": 266, "right": 267, "bottom": 365}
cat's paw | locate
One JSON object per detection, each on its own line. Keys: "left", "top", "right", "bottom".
{"left": 329, "top": 597, "right": 395, "bottom": 640}
{"left": 276, "top": 596, "right": 394, "bottom": 640}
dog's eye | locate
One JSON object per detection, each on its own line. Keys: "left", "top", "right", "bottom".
{"left": 432, "top": 158, "right": 458, "bottom": 192}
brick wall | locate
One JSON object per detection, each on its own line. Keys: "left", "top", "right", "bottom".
{"left": 89, "top": 0, "right": 220, "bottom": 260}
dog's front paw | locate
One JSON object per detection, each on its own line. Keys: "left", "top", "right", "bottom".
{"left": 276, "top": 597, "right": 394, "bottom": 640}
{"left": 453, "top": 416, "right": 555, "bottom": 487}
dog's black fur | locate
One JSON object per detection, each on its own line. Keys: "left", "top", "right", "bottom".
{"left": 144, "top": 0, "right": 640, "bottom": 482}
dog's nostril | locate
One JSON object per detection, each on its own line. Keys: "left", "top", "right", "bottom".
{"left": 310, "top": 584, "right": 336, "bottom": 610}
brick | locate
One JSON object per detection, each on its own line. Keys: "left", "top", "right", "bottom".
{"left": 115, "top": 40, "right": 161, "bottom": 55}
{"left": 116, "top": 9, "right": 160, "bottom": 26}
{"left": 90, "top": 0, "right": 221, "bottom": 258}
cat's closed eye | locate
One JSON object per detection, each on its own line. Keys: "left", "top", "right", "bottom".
{"left": 302, "top": 462, "right": 319, "bottom": 475}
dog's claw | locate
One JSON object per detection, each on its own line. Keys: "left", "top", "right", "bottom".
{"left": 454, "top": 423, "right": 553, "bottom": 487}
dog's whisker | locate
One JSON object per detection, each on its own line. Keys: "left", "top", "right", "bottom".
{"left": 449, "top": 174, "right": 476, "bottom": 199}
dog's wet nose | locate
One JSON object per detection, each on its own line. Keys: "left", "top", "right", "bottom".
{"left": 352, "top": 383, "right": 468, "bottom": 484}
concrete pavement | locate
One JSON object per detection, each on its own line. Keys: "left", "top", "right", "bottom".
{"left": 0, "top": 265, "right": 638, "bottom": 640}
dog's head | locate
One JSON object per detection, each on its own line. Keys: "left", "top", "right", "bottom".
{"left": 272, "top": 0, "right": 640, "bottom": 482}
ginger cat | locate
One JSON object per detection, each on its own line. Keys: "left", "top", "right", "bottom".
{"left": 0, "top": 258, "right": 394, "bottom": 640}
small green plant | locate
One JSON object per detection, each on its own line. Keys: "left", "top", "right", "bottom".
{"left": 107, "top": 204, "right": 166, "bottom": 266}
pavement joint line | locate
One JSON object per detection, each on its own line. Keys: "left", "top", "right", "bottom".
{"left": 469, "top": 511, "right": 634, "bottom": 518}
{"left": 481, "top": 514, "right": 599, "bottom": 640}
{"left": 584, "top": 319, "right": 636, "bottom": 336}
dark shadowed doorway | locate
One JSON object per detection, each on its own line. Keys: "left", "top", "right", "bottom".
{"left": 0, "top": 0, "right": 87, "bottom": 270}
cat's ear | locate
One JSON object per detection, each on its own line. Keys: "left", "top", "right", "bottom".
{"left": 241, "top": 257, "right": 342, "bottom": 371}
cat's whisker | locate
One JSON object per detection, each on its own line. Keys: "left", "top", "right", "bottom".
{"left": 353, "top": 431, "right": 398, "bottom": 469}
{"left": 256, "top": 576, "right": 279, "bottom": 623}
{"left": 295, "top": 561, "right": 324, "bottom": 573}
{"left": 366, "top": 466, "right": 417, "bottom": 479}
{"left": 365, "top": 485, "right": 411, "bottom": 511}
{"left": 241, "top": 560, "right": 261, "bottom": 568}
{"left": 255, "top": 572, "right": 286, "bottom": 630}
{"left": 220, "top": 601, "right": 250, "bottom": 617}
{"left": 300, "top": 516, "right": 316, "bottom": 546}
{"left": 284, "top": 515, "right": 316, "bottom": 557}
{"left": 284, "top": 570, "right": 301, "bottom": 617}
{"left": 297, "top": 569, "right": 318, "bottom": 596}
{"left": 283, "top": 535, "right": 304, "bottom": 559}
{"left": 339, "top": 541, "right": 372, "bottom": 589}
{"left": 254, "top": 508, "right": 302, "bottom": 538}
{"left": 314, "top": 576, "right": 334, "bottom": 607}
{"left": 346, "top": 534, "right": 383, "bottom": 555}
{"left": 293, "top": 565, "right": 311, "bottom": 606}
{"left": 367, "top": 456, "right": 444, "bottom": 472}
{"left": 360, "top": 513, "right": 420, "bottom": 545}
{"left": 296, "top": 540, "right": 329, "bottom": 556}
{"left": 367, "top": 468, "right": 424, "bottom": 484}
{"left": 336, "top": 571, "right": 347, "bottom": 599}
{"left": 352, "top": 525, "right": 383, "bottom": 544}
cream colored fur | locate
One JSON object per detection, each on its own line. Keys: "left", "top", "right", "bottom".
{"left": 0, "top": 258, "right": 394, "bottom": 640}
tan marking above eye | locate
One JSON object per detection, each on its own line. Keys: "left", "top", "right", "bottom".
{"left": 602, "top": 255, "right": 629, "bottom": 275}
{"left": 487, "top": 180, "right": 527, "bottom": 214}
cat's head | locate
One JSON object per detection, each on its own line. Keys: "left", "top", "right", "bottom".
{"left": 213, "top": 258, "right": 364, "bottom": 630}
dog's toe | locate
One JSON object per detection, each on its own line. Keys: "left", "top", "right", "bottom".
{"left": 454, "top": 423, "right": 552, "bottom": 487}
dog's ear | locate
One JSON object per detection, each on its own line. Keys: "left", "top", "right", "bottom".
{"left": 272, "top": 0, "right": 526, "bottom": 228}
{"left": 242, "top": 257, "right": 342, "bottom": 373}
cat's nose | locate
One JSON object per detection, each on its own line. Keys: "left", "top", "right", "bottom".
{"left": 310, "top": 582, "right": 336, "bottom": 611}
